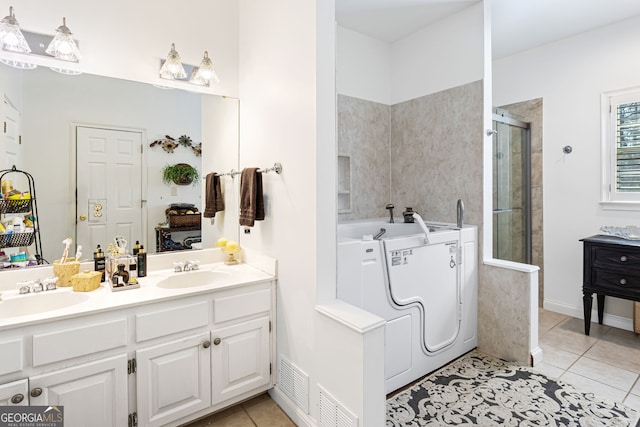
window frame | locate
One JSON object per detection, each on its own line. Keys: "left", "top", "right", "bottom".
{"left": 601, "top": 87, "right": 640, "bottom": 210}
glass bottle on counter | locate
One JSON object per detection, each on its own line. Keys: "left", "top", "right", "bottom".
{"left": 112, "top": 264, "right": 129, "bottom": 287}
{"left": 94, "top": 244, "right": 106, "bottom": 282}
{"left": 137, "top": 246, "right": 147, "bottom": 277}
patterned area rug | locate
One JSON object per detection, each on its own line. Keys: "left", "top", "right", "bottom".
{"left": 387, "top": 351, "right": 639, "bottom": 426}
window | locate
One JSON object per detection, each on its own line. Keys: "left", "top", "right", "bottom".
{"left": 602, "top": 88, "right": 640, "bottom": 208}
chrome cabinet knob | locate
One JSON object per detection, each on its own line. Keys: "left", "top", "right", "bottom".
{"left": 11, "top": 393, "right": 24, "bottom": 404}
{"left": 30, "top": 388, "right": 42, "bottom": 397}
{"left": 620, "top": 255, "right": 628, "bottom": 262}
{"left": 620, "top": 278, "right": 627, "bottom": 285}
{"left": 213, "top": 337, "right": 221, "bottom": 345}
{"left": 203, "top": 340, "right": 211, "bottom": 349}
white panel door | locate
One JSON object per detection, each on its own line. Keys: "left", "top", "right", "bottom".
{"left": 211, "top": 316, "right": 270, "bottom": 405}
{"left": 0, "top": 378, "right": 28, "bottom": 406}
{"left": 136, "top": 332, "right": 211, "bottom": 427}
{"left": 29, "top": 354, "right": 128, "bottom": 427}
{"left": 2, "top": 97, "right": 21, "bottom": 171}
{"left": 76, "top": 126, "right": 142, "bottom": 252}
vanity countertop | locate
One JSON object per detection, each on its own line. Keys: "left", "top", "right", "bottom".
{"left": 0, "top": 258, "right": 275, "bottom": 331}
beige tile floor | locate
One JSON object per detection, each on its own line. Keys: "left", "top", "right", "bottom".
{"left": 182, "top": 393, "right": 295, "bottom": 427}
{"left": 534, "top": 308, "right": 640, "bottom": 411}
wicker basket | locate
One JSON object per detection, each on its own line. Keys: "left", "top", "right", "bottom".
{"left": 167, "top": 213, "right": 201, "bottom": 228}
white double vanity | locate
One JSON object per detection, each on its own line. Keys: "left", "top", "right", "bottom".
{"left": 0, "top": 249, "right": 276, "bottom": 427}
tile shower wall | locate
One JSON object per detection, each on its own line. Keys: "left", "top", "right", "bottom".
{"left": 337, "top": 81, "right": 483, "bottom": 226}
{"left": 337, "top": 95, "right": 391, "bottom": 221}
{"left": 390, "top": 81, "right": 483, "bottom": 226}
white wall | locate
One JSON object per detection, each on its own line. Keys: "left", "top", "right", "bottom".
{"left": 336, "top": 26, "right": 392, "bottom": 105}
{"left": 493, "top": 14, "right": 640, "bottom": 325}
{"left": 238, "top": 0, "right": 385, "bottom": 425}
{"left": 337, "top": 3, "right": 484, "bottom": 105}
{"left": 1, "top": 1, "right": 239, "bottom": 98}
{"left": 390, "top": 2, "right": 484, "bottom": 104}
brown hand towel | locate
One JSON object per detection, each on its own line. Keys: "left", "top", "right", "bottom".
{"left": 203, "top": 173, "right": 225, "bottom": 219}
{"left": 239, "top": 168, "right": 265, "bottom": 227}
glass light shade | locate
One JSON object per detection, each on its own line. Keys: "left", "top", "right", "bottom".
{"left": 45, "top": 17, "right": 81, "bottom": 62}
{"left": 0, "top": 7, "right": 31, "bottom": 53}
{"left": 50, "top": 66, "right": 81, "bottom": 76}
{"left": 190, "top": 51, "right": 219, "bottom": 86}
{"left": 0, "top": 58, "right": 36, "bottom": 69}
{"left": 159, "top": 43, "right": 187, "bottom": 80}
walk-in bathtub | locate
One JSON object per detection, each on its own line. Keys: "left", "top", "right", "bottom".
{"left": 337, "top": 219, "right": 478, "bottom": 393}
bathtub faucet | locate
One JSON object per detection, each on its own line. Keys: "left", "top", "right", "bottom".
{"left": 385, "top": 204, "right": 395, "bottom": 223}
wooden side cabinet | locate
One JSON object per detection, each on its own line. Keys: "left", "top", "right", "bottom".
{"left": 581, "top": 235, "right": 640, "bottom": 335}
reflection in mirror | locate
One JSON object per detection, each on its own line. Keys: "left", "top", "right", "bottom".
{"left": 0, "top": 64, "right": 239, "bottom": 269}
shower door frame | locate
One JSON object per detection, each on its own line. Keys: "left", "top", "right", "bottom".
{"left": 492, "top": 113, "right": 532, "bottom": 264}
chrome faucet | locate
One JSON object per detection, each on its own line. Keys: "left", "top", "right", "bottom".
{"left": 183, "top": 260, "right": 200, "bottom": 272}
{"left": 385, "top": 204, "right": 395, "bottom": 223}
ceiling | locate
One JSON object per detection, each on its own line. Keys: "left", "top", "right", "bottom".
{"left": 335, "top": 0, "right": 640, "bottom": 58}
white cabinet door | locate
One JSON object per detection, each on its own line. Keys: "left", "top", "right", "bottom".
{"left": 0, "top": 378, "right": 28, "bottom": 406}
{"left": 29, "top": 354, "right": 128, "bottom": 427}
{"left": 136, "top": 332, "right": 211, "bottom": 427}
{"left": 212, "top": 316, "right": 270, "bottom": 405}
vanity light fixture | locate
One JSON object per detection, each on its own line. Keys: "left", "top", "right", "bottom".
{"left": 159, "top": 43, "right": 187, "bottom": 80}
{"left": 0, "top": 6, "right": 30, "bottom": 53}
{"left": 189, "top": 51, "right": 219, "bottom": 86}
{"left": 45, "top": 17, "right": 81, "bottom": 62}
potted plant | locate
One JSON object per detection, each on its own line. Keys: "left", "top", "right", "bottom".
{"left": 162, "top": 163, "right": 199, "bottom": 186}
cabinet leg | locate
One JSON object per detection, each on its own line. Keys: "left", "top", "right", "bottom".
{"left": 597, "top": 294, "right": 605, "bottom": 325}
{"left": 583, "top": 293, "right": 593, "bottom": 335}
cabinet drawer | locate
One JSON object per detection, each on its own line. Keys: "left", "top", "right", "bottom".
{"left": 591, "top": 268, "right": 640, "bottom": 297}
{"left": 0, "top": 338, "right": 23, "bottom": 376}
{"left": 592, "top": 246, "right": 640, "bottom": 272}
{"left": 136, "top": 301, "right": 209, "bottom": 342}
{"left": 33, "top": 319, "right": 127, "bottom": 366}
{"left": 213, "top": 288, "right": 271, "bottom": 324}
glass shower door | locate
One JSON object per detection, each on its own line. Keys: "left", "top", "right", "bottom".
{"left": 492, "top": 114, "right": 531, "bottom": 264}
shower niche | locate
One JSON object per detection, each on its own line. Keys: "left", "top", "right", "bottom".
{"left": 337, "top": 155, "right": 351, "bottom": 213}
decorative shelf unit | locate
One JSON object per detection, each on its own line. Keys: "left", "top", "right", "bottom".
{"left": 0, "top": 166, "right": 43, "bottom": 264}
{"left": 155, "top": 226, "right": 201, "bottom": 253}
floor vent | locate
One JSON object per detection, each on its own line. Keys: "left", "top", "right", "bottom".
{"left": 278, "top": 356, "right": 309, "bottom": 413}
{"left": 318, "top": 385, "right": 358, "bottom": 427}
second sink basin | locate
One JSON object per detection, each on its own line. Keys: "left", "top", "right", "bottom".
{"left": 156, "top": 270, "right": 233, "bottom": 289}
{"left": 0, "top": 291, "right": 91, "bottom": 319}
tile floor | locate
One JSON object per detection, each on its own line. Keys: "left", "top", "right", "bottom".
{"left": 182, "top": 393, "right": 295, "bottom": 427}
{"left": 535, "top": 308, "right": 640, "bottom": 412}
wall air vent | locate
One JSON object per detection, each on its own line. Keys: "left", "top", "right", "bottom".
{"left": 318, "top": 384, "right": 358, "bottom": 427}
{"left": 278, "top": 356, "right": 309, "bottom": 413}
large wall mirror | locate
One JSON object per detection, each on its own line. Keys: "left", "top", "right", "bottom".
{"left": 0, "top": 64, "right": 239, "bottom": 268}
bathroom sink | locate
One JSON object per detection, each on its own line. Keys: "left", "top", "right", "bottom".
{"left": 156, "top": 270, "right": 233, "bottom": 289}
{"left": 0, "top": 292, "right": 91, "bottom": 319}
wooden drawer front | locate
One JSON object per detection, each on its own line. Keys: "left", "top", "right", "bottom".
{"left": 0, "top": 338, "right": 23, "bottom": 376}
{"left": 213, "top": 289, "right": 271, "bottom": 324}
{"left": 592, "top": 268, "right": 640, "bottom": 296}
{"left": 136, "top": 301, "right": 209, "bottom": 342}
{"left": 33, "top": 319, "right": 127, "bottom": 367}
{"left": 592, "top": 246, "right": 640, "bottom": 272}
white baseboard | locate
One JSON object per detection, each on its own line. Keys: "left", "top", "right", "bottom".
{"left": 269, "top": 386, "right": 316, "bottom": 427}
{"left": 543, "top": 299, "right": 633, "bottom": 332}
{"left": 530, "top": 346, "right": 543, "bottom": 366}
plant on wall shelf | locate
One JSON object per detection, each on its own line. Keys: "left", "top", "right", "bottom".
{"left": 162, "top": 163, "right": 200, "bottom": 186}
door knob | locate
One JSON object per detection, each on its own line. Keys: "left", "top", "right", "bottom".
{"left": 79, "top": 214, "right": 87, "bottom": 221}
{"left": 30, "top": 388, "right": 42, "bottom": 397}
{"left": 213, "top": 337, "right": 221, "bottom": 345}
{"left": 11, "top": 393, "right": 24, "bottom": 404}
{"left": 203, "top": 340, "right": 211, "bottom": 349}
